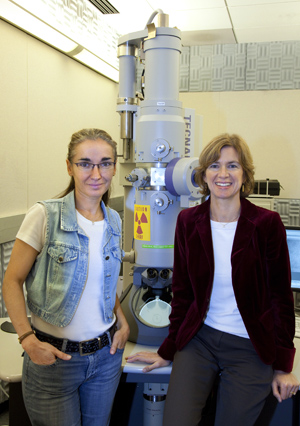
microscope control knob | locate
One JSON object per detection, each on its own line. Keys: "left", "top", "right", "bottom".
{"left": 155, "top": 198, "right": 164, "bottom": 207}
{"left": 125, "top": 173, "right": 138, "bottom": 182}
{"left": 156, "top": 144, "right": 166, "bottom": 153}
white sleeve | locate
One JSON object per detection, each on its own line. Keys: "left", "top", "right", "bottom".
{"left": 16, "top": 203, "right": 46, "bottom": 252}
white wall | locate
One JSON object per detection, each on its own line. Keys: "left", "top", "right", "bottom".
{"left": 1, "top": 18, "right": 300, "bottom": 221}
{"left": 0, "top": 19, "right": 123, "bottom": 219}
{"left": 180, "top": 91, "right": 300, "bottom": 199}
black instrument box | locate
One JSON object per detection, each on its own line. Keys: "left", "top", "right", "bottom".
{"left": 253, "top": 179, "right": 280, "bottom": 196}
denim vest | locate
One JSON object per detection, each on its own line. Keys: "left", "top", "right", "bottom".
{"left": 25, "top": 191, "right": 123, "bottom": 327}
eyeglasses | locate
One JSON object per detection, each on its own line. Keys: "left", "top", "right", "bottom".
{"left": 74, "top": 161, "right": 115, "bottom": 172}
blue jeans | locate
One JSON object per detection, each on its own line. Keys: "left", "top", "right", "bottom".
{"left": 22, "top": 346, "right": 123, "bottom": 426}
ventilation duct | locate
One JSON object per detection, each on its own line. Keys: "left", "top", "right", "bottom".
{"left": 87, "top": 0, "right": 119, "bottom": 14}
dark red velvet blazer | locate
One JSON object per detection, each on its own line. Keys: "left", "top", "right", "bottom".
{"left": 158, "top": 198, "right": 295, "bottom": 372}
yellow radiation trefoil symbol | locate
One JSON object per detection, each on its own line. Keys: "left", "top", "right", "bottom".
{"left": 134, "top": 205, "right": 151, "bottom": 241}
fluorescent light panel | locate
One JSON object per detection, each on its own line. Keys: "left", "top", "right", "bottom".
{"left": 74, "top": 49, "right": 119, "bottom": 82}
{"left": 0, "top": 0, "right": 119, "bottom": 82}
{"left": 1, "top": 0, "right": 77, "bottom": 51}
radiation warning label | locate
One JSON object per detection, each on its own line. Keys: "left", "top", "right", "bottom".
{"left": 134, "top": 205, "right": 151, "bottom": 241}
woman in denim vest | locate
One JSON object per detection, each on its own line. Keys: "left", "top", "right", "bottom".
{"left": 3, "top": 128, "right": 129, "bottom": 426}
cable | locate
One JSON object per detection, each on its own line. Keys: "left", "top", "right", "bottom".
{"left": 145, "top": 9, "right": 164, "bottom": 28}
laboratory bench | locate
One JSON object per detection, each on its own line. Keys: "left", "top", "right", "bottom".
{"left": 0, "top": 318, "right": 171, "bottom": 426}
{"left": 112, "top": 340, "right": 300, "bottom": 426}
{"left": 1, "top": 317, "right": 300, "bottom": 426}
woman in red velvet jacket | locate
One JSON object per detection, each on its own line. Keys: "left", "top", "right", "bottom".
{"left": 127, "top": 134, "right": 299, "bottom": 426}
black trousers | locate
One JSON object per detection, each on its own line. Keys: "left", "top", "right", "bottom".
{"left": 163, "top": 324, "right": 273, "bottom": 426}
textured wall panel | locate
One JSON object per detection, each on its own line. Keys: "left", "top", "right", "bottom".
{"left": 185, "top": 41, "right": 300, "bottom": 93}
{"left": 179, "top": 46, "right": 190, "bottom": 92}
{"left": 0, "top": 249, "right": 2, "bottom": 317}
{"left": 0, "top": 241, "right": 14, "bottom": 317}
{"left": 246, "top": 43, "right": 269, "bottom": 90}
{"left": 0, "top": 241, "right": 14, "bottom": 403}
{"left": 273, "top": 199, "right": 300, "bottom": 227}
{"left": 189, "top": 44, "right": 247, "bottom": 92}
{"left": 246, "top": 42, "right": 300, "bottom": 91}
{"left": 190, "top": 45, "right": 213, "bottom": 92}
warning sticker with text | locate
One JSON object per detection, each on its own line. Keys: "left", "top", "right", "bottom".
{"left": 134, "top": 205, "right": 151, "bottom": 241}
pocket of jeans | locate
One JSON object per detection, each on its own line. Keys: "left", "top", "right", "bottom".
{"left": 30, "top": 357, "right": 61, "bottom": 368}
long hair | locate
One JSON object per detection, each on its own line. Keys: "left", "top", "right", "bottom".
{"left": 58, "top": 129, "right": 117, "bottom": 205}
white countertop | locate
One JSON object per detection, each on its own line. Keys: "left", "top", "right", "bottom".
{"left": 122, "top": 341, "right": 172, "bottom": 375}
{"left": 0, "top": 318, "right": 171, "bottom": 382}
{"left": 0, "top": 317, "right": 298, "bottom": 383}
{"left": 0, "top": 318, "right": 24, "bottom": 382}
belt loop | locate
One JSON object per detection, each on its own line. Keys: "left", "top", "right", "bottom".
{"left": 107, "top": 330, "right": 112, "bottom": 346}
{"left": 61, "top": 339, "right": 68, "bottom": 352}
{"left": 107, "top": 321, "right": 117, "bottom": 345}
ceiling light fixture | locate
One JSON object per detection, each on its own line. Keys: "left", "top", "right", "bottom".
{"left": 0, "top": 0, "right": 120, "bottom": 82}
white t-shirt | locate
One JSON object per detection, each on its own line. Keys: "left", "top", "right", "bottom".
{"left": 204, "top": 220, "right": 249, "bottom": 339}
{"left": 17, "top": 203, "right": 115, "bottom": 340}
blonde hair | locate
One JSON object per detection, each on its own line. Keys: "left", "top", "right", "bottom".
{"left": 194, "top": 133, "right": 255, "bottom": 197}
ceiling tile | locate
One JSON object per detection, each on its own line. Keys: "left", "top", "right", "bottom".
{"left": 235, "top": 26, "right": 300, "bottom": 43}
{"left": 104, "top": 0, "right": 300, "bottom": 45}
{"left": 147, "top": 0, "right": 226, "bottom": 11}
{"left": 103, "top": 0, "right": 154, "bottom": 35}
{"left": 169, "top": 8, "right": 232, "bottom": 31}
{"left": 229, "top": 3, "right": 300, "bottom": 28}
{"left": 181, "top": 29, "right": 236, "bottom": 46}
{"left": 109, "top": 0, "right": 152, "bottom": 14}
{"left": 227, "top": 0, "right": 300, "bottom": 5}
